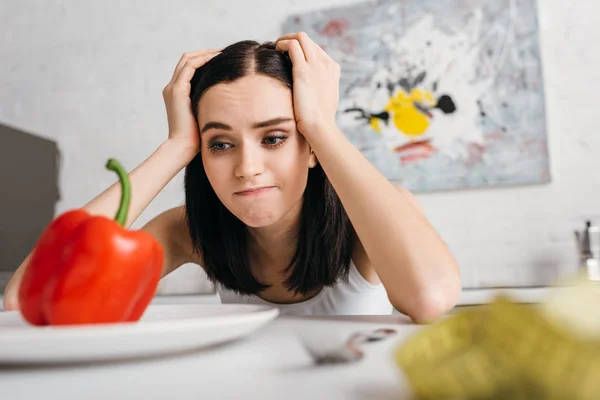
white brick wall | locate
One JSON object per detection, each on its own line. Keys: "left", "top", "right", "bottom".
{"left": 1, "top": 0, "right": 598, "bottom": 291}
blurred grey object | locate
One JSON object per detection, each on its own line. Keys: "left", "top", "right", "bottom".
{"left": 0, "top": 123, "right": 60, "bottom": 291}
{"left": 575, "top": 221, "right": 600, "bottom": 281}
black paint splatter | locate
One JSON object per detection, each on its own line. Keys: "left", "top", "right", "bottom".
{"left": 414, "top": 102, "right": 433, "bottom": 117}
{"left": 477, "top": 100, "right": 486, "bottom": 117}
{"left": 344, "top": 107, "right": 390, "bottom": 125}
{"left": 412, "top": 71, "right": 427, "bottom": 88}
{"left": 477, "top": 100, "right": 508, "bottom": 132}
{"left": 398, "top": 78, "right": 411, "bottom": 93}
{"left": 386, "top": 81, "right": 396, "bottom": 96}
{"left": 435, "top": 95, "right": 456, "bottom": 114}
{"left": 371, "top": 111, "right": 390, "bottom": 122}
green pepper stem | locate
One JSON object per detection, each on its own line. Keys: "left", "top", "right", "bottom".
{"left": 105, "top": 159, "right": 130, "bottom": 227}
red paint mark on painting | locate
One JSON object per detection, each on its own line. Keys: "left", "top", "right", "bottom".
{"left": 319, "top": 19, "right": 349, "bottom": 37}
{"left": 294, "top": 17, "right": 302, "bottom": 24}
{"left": 393, "top": 139, "right": 434, "bottom": 153}
{"left": 340, "top": 37, "right": 356, "bottom": 54}
{"left": 485, "top": 131, "right": 506, "bottom": 141}
{"left": 393, "top": 139, "right": 436, "bottom": 165}
{"left": 400, "top": 153, "right": 432, "bottom": 165}
{"left": 519, "top": 138, "right": 548, "bottom": 157}
{"left": 464, "top": 142, "right": 486, "bottom": 167}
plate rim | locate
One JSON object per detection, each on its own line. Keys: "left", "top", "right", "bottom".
{"left": 0, "top": 303, "right": 280, "bottom": 340}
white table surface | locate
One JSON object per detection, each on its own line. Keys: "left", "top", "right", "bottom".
{"left": 0, "top": 286, "right": 553, "bottom": 400}
{"left": 0, "top": 314, "right": 420, "bottom": 400}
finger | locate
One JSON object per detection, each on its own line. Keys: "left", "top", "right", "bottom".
{"left": 172, "top": 52, "right": 221, "bottom": 85}
{"left": 313, "top": 41, "right": 330, "bottom": 60}
{"left": 171, "top": 49, "right": 221, "bottom": 83}
{"left": 277, "top": 32, "right": 317, "bottom": 61}
{"left": 172, "top": 49, "right": 221, "bottom": 82}
{"left": 276, "top": 39, "right": 307, "bottom": 65}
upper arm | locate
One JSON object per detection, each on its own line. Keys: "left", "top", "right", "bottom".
{"left": 141, "top": 205, "right": 198, "bottom": 278}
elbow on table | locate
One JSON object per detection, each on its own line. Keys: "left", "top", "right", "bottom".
{"left": 394, "top": 277, "right": 462, "bottom": 324}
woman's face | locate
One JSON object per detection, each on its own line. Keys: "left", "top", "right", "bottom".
{"left": 197, "top": 74, "right": 317, "bottom": 228}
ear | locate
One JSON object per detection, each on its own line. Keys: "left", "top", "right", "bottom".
{"left": 308, "top": 148, "right": 318, "bottom": 168}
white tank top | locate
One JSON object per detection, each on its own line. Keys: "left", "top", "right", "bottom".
{"left": 216, "top": 260, "right": 393, "bottom": 316}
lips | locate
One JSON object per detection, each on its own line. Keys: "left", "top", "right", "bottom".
{"left": 234, "top": 186, "right": 275, "bottom": 196}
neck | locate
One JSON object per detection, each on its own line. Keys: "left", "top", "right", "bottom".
{"left": 246, "top": 199, "right": 303, "bottom": 277}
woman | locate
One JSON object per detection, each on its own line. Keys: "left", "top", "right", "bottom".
{"left": 4, "top": 33, "right": 461, "bottom": 322}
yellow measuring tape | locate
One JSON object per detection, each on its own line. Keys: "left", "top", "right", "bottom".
{"left": 394, "top": 276, "right": 600, "bottom": 399}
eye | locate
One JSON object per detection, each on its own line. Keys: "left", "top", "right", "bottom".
{"left": 207, "top": 141, "right": 233, "bottom": 153}
{"left": 263, "top": 135, "right": 288, "bottom": 147}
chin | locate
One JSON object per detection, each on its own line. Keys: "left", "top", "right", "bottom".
{"left": 242, "top": 220, "right": 276, "bottom": 228}
{"left": 235, "top": 209, "right": 281, "bottom": 228}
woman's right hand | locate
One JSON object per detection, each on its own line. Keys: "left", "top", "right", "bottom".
{"left": 162, "top": 49, "right": 221, "bottom": 151}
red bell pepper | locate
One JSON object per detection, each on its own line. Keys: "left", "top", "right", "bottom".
{"left": 18, "top": 159, "right": 164, "bottom": 326}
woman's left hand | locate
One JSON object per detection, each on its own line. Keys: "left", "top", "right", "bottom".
{"left": 276, "top": 32, "right": 340, "bottom": 141}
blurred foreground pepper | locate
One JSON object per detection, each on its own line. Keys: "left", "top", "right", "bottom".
{"left": 18, "top": 159, "right": 163, "bottom": 326}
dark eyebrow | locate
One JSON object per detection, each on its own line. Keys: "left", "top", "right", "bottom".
{"left": 252, "top": 117, "right": 294, "bottom": 129}
{"left": 200, "top": 122, "right": 233, "bottom": 134}
{"left": 200, "top": 117, "right": 294, "bottom": 134}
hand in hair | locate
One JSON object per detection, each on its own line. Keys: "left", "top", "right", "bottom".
{"left": 162, "top": 49, "right": 221, "bottom": 152}
{"left": 275, "top": 32, "right": 340, "bottom": 141}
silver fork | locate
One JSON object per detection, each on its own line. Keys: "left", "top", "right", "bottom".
{"left": 299, "top": 328, "right": 397, "bottom": 365}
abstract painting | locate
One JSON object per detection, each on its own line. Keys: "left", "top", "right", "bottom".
{"left": 284, "top": 0, "right": 550, "bottom": 192}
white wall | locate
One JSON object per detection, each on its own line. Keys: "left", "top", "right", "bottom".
{"left": 1, "top": 0, "right": 598, "bottom": 291}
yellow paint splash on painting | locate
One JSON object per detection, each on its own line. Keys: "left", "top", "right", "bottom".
{"left": 384, "top": 89, "right": 436, "bottom": 138}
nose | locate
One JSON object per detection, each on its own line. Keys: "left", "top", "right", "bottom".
{"left": 234, "top": 143, "right": 264, "bottom": 179}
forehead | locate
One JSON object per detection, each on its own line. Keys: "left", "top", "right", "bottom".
{"left": 197, "top": 75, "right": 293, "bottom": 125}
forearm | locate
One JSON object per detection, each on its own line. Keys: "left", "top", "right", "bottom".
{"left": 83, "top": 139, "right": 197, "bottom": 228}
{"left": 309, "top": 125, "right": 461, "bottom": 316}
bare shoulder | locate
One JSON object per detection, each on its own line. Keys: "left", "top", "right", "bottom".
{"left": 142, "top": 205, "right": 202, "bottom": 277}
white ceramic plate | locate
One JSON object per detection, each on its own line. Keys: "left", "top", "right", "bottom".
{"left": 0, "top": 304, "right": 279, "bottom": 365}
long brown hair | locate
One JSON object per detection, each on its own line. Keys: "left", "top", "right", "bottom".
{"left": 184, "top": 40, "right": 355, "bottom": 296}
